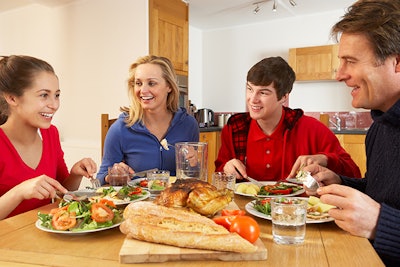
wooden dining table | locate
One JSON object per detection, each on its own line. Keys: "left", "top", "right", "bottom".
{"left": 0, "top": 194, "right": 384, "bottom": 267}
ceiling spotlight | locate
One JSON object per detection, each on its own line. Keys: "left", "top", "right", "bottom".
{"left": 272, "top": 0, "right": 277, "bottom": 12}
{"left": 289, "top": 0, "right": 297, "bottom": 7}
{"left": 254, "top": 4, "right": 260, "bottom": 14}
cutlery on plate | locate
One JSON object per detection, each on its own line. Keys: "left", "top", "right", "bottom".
{"left": 56, "top": 190, "right": 99, "bottom": 202}
{"left": 131, "top": 168, "right": 159, "bottom": 179}
{"left": 244, "top": 176, "right": 264, "bottom": 188}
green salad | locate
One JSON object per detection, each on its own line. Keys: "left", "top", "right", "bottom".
{"left": 38, "top": 199, "right": 123, "bottom": 232}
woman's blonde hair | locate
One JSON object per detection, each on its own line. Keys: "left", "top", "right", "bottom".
{"left": 121, "top": 55, "right": 179, "bottom": 127}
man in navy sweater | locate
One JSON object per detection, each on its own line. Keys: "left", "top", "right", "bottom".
{"left": 304, "top": 1, "right": 400, "bottom": 266}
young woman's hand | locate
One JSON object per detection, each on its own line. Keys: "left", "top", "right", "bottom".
{"left": 70, "top": 157, "right": 97, "bottom": 178}
{"left": 17, "top": 175, "right": 66, "bottom": 201}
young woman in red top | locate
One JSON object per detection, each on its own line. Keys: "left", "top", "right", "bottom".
{"left": 0, "top": 55, "right": 97, "bottom": 219}
{"left": 215, "top": 56, "right": 361, "bottom": 181}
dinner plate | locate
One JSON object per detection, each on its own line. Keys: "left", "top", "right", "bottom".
{"left": 235, "top": 182, "right": 305, "bottom": 198}
{"left": 245, "top": 200, "right": 334, "bottom": 224}
{"left": 90, "top": 186, "right": 150, "bottom": 205}
{"left": 35, "top": 220, "right": 121, "bottom": 234}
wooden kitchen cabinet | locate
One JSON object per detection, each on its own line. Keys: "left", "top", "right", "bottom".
{"left": 149, "top": 0, "right": 188, "bottom": 75}
{"left": 200, "top": 131, "right": 221, "bottom": 183}
{"left": 288, "top": 44, "right": 339, "bottom": 81}
{"left": 336, "top": 134, "right": 366, "bottom": 176}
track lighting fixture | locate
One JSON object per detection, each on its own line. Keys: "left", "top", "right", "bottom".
{"left": 252, "top": 1, "right": 267, "bottom": 14}
{"left": 271, "top": 0, "right": 296, "bottom": 12}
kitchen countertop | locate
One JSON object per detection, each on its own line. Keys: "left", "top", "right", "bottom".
{"left": 199, "top": 126, "right": 222, "bottom": 132}
{"left": 198, "top": 126, "right": 368, "bottom": 134}
{"left": 331, "top": 128, "right": 369, "bottom": 134}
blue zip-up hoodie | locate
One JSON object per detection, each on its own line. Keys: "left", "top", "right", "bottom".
{"left": 97, "top": 107, "right": 199, "bottom": 184}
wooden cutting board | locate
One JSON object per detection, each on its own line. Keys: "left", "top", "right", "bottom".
{"left": 119, "top": 237, "right": 267, "bottom": 263}
{"left": 119, "top": 201, "right": 267, "bottom": 263}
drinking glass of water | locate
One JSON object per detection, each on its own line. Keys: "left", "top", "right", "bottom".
{"left": 271, "top": 197, "right": 307, "bottom": 245}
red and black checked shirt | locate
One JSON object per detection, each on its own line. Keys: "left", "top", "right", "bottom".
{"left": 228, "top": 106, "right": 303, "bottom": 162}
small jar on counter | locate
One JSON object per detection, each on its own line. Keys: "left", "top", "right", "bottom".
{"left": 218, "top": 114, "right": 226, "bottom": 127}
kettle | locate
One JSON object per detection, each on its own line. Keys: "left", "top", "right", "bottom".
{"left": 195, "top": 108, "right": 215, "bottom": 128}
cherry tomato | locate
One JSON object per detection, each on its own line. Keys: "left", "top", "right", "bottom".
{"left": 221, "top": 209, "right": 246, "bottom": 216}
{"left": 51, "top": 209, "right": 76, "bottom": 230}
{"left": 91, "top": 203, "right": 114, "bottom": 223}
{"left": 212, "top": 216, "right": 236, "bottom": 230}
{"left": 229, "top": 216, "right": 260, "bottom": 243}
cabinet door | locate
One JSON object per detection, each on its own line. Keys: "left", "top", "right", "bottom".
{"left": 289, "top": 44, "right": 339, "bottom": 81}
{"left": 149, "top": 0, "right": 188, "bottom": 75}
{"left": 200, "top": 131, "right": 221, "bottom": 183}
{"left": 336, "top": 134, "right": 366, "bottom": 176}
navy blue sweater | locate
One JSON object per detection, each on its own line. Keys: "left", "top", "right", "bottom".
{"left": 341, "top": 100, "right": 400, "bottom": 266}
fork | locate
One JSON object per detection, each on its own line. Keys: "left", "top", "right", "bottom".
{"left": 90, "top": 177, "right": 101, "bottom": 189}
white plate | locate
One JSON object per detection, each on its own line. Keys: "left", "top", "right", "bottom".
{"left": 245, "top": 200, "right": 334, "bottom": 224}
{"left": 235, "top": 182, "right": 305, "bottom": 198}
{"left": 35, "top": 220, "right": 121, "bottom": 234}
{"left": 90, "top": 186, "right": 150, "bottom": 205}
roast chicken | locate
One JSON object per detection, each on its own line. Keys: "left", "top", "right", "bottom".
{"left": 154, "top": 178, "right": 233, "bottom": 216}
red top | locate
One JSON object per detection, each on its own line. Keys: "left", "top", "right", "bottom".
{"left": 215, "top": 108, "right": 361, "bottom": 180}
{"left": 0, "top": 126, "right": 69, "bottom": 217}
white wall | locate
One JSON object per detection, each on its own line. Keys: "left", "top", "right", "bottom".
{"left": 0, "top": 0, "right": 148, "bottom": 174}
{"left": 188, "top": 10, "right": 360, "bottom": 113}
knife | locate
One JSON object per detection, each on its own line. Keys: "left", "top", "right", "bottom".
{"left": 244, "top": 176, "right": 264, "bottom": 188}
{"left": 131, "top": 168, "right": 159, "bottom": 179}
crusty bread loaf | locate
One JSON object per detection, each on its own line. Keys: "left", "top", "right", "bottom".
{"left": 120, "top": 202, "right": 258, "bottom": 253}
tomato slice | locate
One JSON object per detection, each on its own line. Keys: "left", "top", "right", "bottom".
{"left": 51, "top": 209, "right": 77, "bottom": 230}
{"left": 229, "top": 216, "right": 260, "bottom": 243}
{"left": 91, "top": 203, "right": 114, "bottom": 223}
{"left": 99, "top": 198, "right": 116, "bottom": 208}
{"left": 139, "top": 180, "right": 148, "bottom": 187}
{"left": 213, "top": 215, "right": 237, "bottom": 230}
{"left": 262, "top": 185, "right": 293, "bottom": 195}
{"left": 128, "top": 187, "right": 142, "bottom": 195}
{"left": 269, "top": 188, "right": 292, "bottom": 195}
{"left": 221, "top": 209, "right": 246, "bottom": 216}
{"left": 50, "top": 205, "right": 68, "bottom": 215}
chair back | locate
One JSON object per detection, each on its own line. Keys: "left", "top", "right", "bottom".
{"left": 101, "top": 113, "right": 117, "bottom": 157}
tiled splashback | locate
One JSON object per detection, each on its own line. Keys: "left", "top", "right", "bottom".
{"left": 213, "top": 111, "right": 373, "bottom": 130}
{"left": 305, "top": 111, "right": 372, "bottom": 130}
